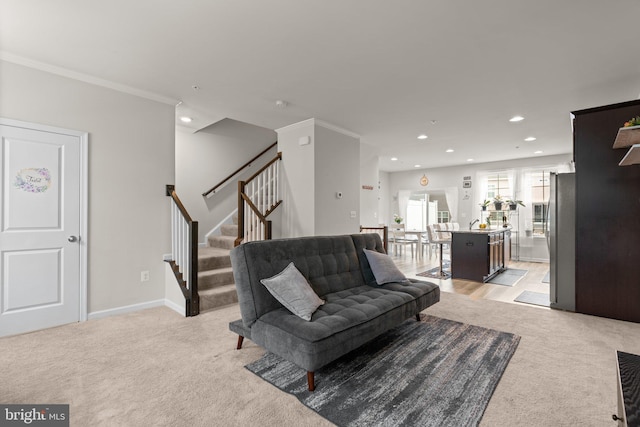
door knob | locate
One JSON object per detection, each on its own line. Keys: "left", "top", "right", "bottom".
{"left": 68, "top": 235, "right": 78, "bottom": 242}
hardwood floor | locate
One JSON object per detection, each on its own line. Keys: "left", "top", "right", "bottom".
{"left": 391, "top": 247, "right": 551, "bottom": 308}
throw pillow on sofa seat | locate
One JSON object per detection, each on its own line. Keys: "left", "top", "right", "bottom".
{"left": 229, "top": 233, "right": 440, "bottom": 391}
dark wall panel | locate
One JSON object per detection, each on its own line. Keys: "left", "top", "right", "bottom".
{"left": 573, "top": 100, "right": 640, "bottom": 322}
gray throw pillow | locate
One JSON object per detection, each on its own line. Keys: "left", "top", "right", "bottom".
{"left": 363, "top": 249, "right": 410, "bottom": 285}
{"left": 260, "top": 262, "right": 324, "bottom": 321}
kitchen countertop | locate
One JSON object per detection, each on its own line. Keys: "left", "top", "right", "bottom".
{"left": 451, "top": 227, "right": 511, "bottom": 234}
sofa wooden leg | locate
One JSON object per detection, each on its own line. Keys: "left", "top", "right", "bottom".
{"left": 307, "top": 371, "right": 315, "bottom": 391}
{"left": 236, "top": 335, "right": 244, "bottom": 350}
{"left": 416, "top": 313, "right": 421, "bottom": 321}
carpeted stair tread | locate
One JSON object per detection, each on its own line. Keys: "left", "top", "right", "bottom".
{"left": 220, "top": 224, "right": 238, "bottom": 237}
{"left": 198, "top": 266, "right": 235, "bottom": 291}
{"left": 198, "top": 247, "right": 232, "bottom": 270}
{"left": 199, "top": 284, "right": 238, "bottom": 312}
{"left": 208, "top": 235, "right": 236, "bottom": 250}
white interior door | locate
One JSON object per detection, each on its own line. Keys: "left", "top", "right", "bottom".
{"left": 0, "top": 120, "right": 86, "bottom": 337}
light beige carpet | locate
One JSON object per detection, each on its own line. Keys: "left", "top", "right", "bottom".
{"left": 1, "top": 292, "right": 639, "bottom": 426}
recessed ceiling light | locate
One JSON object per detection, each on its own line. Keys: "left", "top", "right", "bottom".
{"left": 417, "top": 134, "right": 428, "bottom": 140}
{"left": 466, "top": 158, "right": 474, "bottom": 162}
{"left": 414, "top": 164, "right": 421, "bottom": 168}
{"left": 534, "top": 150, "right": 543, "bottom": 154}
{"left": 180, "top": 116, "right": 192, "bottom": 123}
{"left": 445, "top": 149, "right": 454, "bottom": 153}
{"left": 524, "top": 137, "right": 537, "bottom": 142}
{"left": 391, "top": 157, "right": 398, "bottom": 161}
{"left": 275, "top": 100, "right": 288, "bottom": 108}
{"left": 509, "top": 116, "right": 524, "bottom": 122}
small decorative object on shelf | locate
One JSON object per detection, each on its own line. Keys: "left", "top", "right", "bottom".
{"left": 613, "top": 117, "right": 640, "bottom": 149}
{"left": 393, "top": 214, "right": 403, "bottom": 224}
{"left": 479, "top": 200, "right": 491, "bottom": 211}
{"left": 612, "top": 117, "right": 640, "bottom": 166}
{"left": 493, "top": 195, "right": 503, "bottom": 211}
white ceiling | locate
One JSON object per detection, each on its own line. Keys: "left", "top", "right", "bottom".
{"left": 2, "top": 1, "right": 639, "bottom": 171}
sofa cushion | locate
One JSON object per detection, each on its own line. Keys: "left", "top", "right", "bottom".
{"left": 260, "top": 262, "right": 324, "bottom": 321}
{"left": 363, "top": 249, "right": 410, "bottom": 285}
{"left": 251, "top": 285, "right": 418, "bottom": 371}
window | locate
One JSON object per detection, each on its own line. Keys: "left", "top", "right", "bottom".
{"left": 530, "top": 171, "right": 550, "bottom": 236}
{"left": 437, "top": 211, "right": 449, "bottom": 223}
{"left": 486, "top": 173, "right": 513, "bottom": 208}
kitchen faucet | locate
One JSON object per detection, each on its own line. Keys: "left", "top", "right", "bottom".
{"left": 469, "top": 219, "right": 479, "bottom": 230}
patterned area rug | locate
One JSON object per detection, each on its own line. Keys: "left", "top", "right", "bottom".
{"left": 416, "top": 262, "right": 451, "bottom": 279}
{"left": 515, "top": 290, "right": 550, "bottom": 307}
{"left": 246, "top": 315, "right": 520, "bottom": 427}
{"left": 487, "top": 268, "right": 528, "bottom": 287}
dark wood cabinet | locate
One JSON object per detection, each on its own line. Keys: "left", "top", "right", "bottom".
{"left": 573, "top": 99, "right": 640, "bottom": 323}
{"left": 451, "top": 229, "right": 509, "bottom": 282}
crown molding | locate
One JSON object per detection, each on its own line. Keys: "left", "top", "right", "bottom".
{"left": 276, "top": 118, "right": 360, "bottom": 139}
{"left": 314, "top": 119, "right": 360, "bottom": 139}
{"left": 0, "top": 51, "right": 178, "bottom": 106}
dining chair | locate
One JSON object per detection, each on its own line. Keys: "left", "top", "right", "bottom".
{"left": 389, "top": 224, "right": 416, "bottom": 258}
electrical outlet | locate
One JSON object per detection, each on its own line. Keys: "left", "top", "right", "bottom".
{"left": 141, "top": 271, "right": 150, "bottom": 282}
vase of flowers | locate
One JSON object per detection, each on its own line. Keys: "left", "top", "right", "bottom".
{"left": 393, "top": 214, "right": 403, "bottom": 224}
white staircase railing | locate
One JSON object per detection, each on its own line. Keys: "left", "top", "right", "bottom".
{"left": 166, "top": 185, "right": 199, "bottom": 316}
{"left": 237, "top": 152, "right": 282, "bottom": 245}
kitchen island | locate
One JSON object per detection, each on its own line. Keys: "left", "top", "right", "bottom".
{"left": 451, "top": 228, "right": 511, "bottom": 282}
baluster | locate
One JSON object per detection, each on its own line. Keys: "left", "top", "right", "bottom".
{"left": 261, "top": 171, "right": 266, "bottom": 213}
{"left": 275, "top": 160, "right": 279, "bottom": 204}
{"left": 267, "top": 165, "right": 272, "bottom": 209}
{"left": 183, "top": 218, "right": 189, "bottom": 289}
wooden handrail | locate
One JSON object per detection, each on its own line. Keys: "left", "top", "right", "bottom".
{"left": 202, "top": 141, "right": 277, "bottom": 197}
{"left": 245, "top": 152, "right": 282, "bottom": 184}
{"left": 166, "top": 185, "right": 193, "bottom": 222}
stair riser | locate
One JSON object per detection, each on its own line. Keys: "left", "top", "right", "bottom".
{"left": 220, "top": 224, "right": 238, "bottom": 237}
{"left": 208, "top": 236, "right": 236, "bottom": 250}
{"left": 199, "top": 270, "right": 235, "bottom": 290}
{"left": 200, "top": 289, "right": 238, "bottom": 312}
{"left": 198, "top": 255, "right": 231, "bottom": 271}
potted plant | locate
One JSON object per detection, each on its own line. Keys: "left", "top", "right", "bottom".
{"left": 493, "top": 195, "right": 504, "bottom": 211}
{"left": 479, "top": 200, "right": 491, "bottom": 211}
{"left": 506, "top": 199, "right": 525, "bottom": 210}
{"left": 393, "top": 214, "right": 403, "bottom": 224}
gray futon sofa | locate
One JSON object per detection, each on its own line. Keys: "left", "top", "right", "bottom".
{"left": 228, "top": 233, "right": 440, "bottom": 390}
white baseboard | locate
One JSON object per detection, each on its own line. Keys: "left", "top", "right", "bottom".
{"left": 88, "top": 299, "right": 166, "bottom": 320}
{"left": 164, "top": 299, "right": 185, "bottom": 316}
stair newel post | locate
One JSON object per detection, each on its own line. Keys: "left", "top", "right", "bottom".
{"left": 188, "top": 220, "right": 199, "bottom": 316}
{"left": 236, "top": 180, "right": 245, "bottom": 247}
{"left": 265, "top": 220, "right": 272, "bottom": 241}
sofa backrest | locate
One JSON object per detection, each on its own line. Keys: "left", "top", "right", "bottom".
{"left": 349, "top": 233, "right": 387, "bottom": 286}
{"left": 231, "top": 234, "right": 382, "bottom": 327}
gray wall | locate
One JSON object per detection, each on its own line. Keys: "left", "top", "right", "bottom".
{"left": 314, "top": 126, "right": 360, "bottom": 235}
{"left": 0, "top": 60, "right": 175, "bottom": 314}
{"left": 360, "top": 142, "right": 380, "bottom": 227}
{"left": 175, "top": 119, "right": 276, "bottom": 242}
{"left": 278, "top": 119, "right": 360, "bottom": 237}
{"left": 277, "top": 119, "right": 316, "bottom": 237}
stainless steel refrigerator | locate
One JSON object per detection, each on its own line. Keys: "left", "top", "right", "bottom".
{"left": 547, "top": 172, "right": 575, "bottom": 311}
